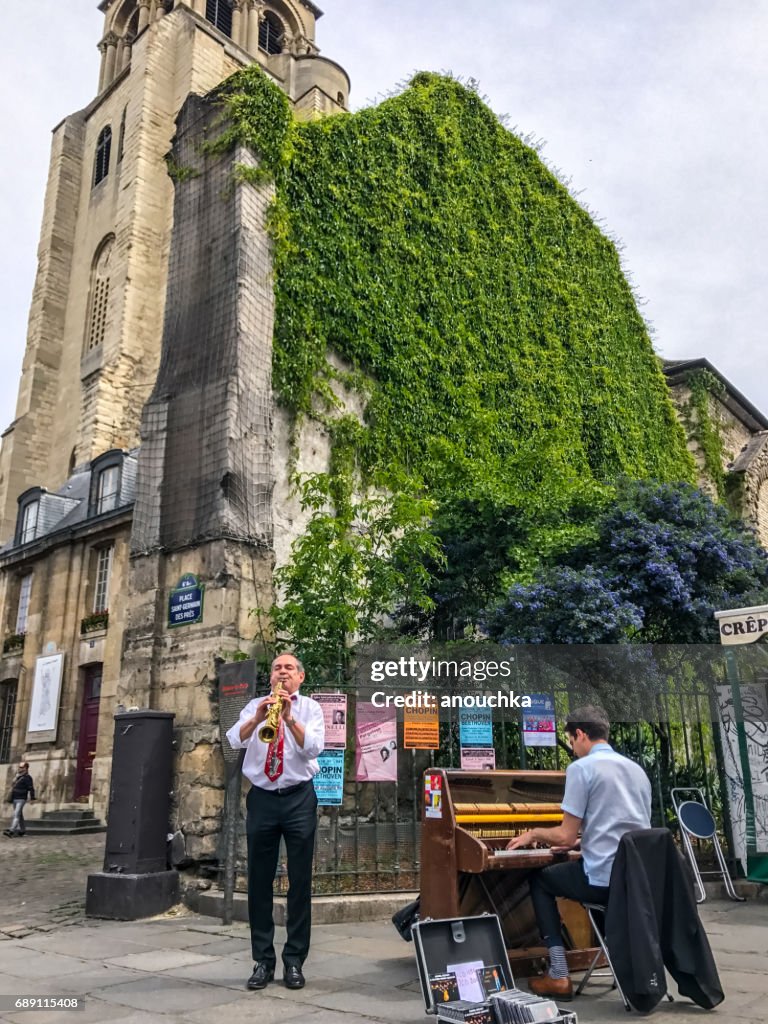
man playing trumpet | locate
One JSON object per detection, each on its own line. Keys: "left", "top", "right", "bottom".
{"left": 226, "top": 652, "right": 325, "bottom": 992}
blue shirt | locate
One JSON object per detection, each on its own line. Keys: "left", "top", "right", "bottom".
{"left": 561, "top": 743, "right": 652, "bottom": 886}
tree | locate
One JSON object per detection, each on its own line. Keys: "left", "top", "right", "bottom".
{"left": 483, "top": 479, "right": 768, "bottom": 644}
{"left": 266, "top": 473, "right": 442, "bottom": 680}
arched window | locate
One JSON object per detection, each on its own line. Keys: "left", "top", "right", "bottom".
{"left": 206, "top": 0, "right": 232, "bottom": 37}
{"left": 93, "top": 125, "right": 112, "bottom": 186}
{"left": 259, "top": 11, "right": 284, "bottom": 54}
{"left": 85, "top": 238, "right": 115, "bottom": 354}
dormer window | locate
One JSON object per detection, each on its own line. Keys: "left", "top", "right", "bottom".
{"left": 259, "top": 11, "right": 284, "bottom": 54}
{"left": 20, "top": 501, "right": 39, "bottom": 546}
{"left": 89, "top": 450, "right": 131, "bottom": 519}
{"left": 96, "top": 465, "right": 120, "bottom": 515}
{"left": 206, "top": 0, "right": 233, "bottom": 37}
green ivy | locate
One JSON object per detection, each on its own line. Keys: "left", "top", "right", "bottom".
{"left": 682, "top": 370, "right": 727, "bottom": 500}
{"left": 214, "top": 65, "right": 695, "bottom": 564}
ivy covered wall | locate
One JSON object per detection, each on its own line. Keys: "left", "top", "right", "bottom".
{"left": 214, "top": 66, "right": 694, "bottom": 549}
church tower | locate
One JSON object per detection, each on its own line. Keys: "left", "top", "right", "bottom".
{"left": 0, "top": 0, "right": 349, "bottom": 540}
{"left": 0, "top": 2, "right": 348, "bottom": 835}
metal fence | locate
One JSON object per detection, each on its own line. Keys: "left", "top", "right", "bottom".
{"left": 229, "top": 644, "right": 738, "bottom": 895}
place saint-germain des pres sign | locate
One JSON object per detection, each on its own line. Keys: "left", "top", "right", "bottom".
{"left": 715, "top": 603, "right": 768, "bottom": 645}
{"left": 168, "top": 573, "right": 205, "bottom": 628}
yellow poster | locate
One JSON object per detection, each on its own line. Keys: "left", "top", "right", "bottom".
{"left": 403, "top": 704, "right": 440, "bottom": 749}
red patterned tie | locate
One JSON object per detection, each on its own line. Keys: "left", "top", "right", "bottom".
{"left": 264, "top": 724, "right": 285, "bottom": 781}
{"left": 263, "top": 696, "right": 297, "bottom": 781}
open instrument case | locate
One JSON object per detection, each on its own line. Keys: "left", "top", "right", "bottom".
{"left": 413, "top": 913, "right": 514, "bottom": 1014}
{"left": 413, "top": 913, "right": 577, "bottom": 1023}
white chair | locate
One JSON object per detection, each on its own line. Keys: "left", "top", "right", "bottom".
{"left": 671, "top": 788, "right": 744, "bottom": 904}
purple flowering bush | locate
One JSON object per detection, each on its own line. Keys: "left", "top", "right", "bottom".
{"left": 483, "top": 480, "right": 768, "bottom": 644}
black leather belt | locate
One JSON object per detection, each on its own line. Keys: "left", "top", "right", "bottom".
{"left": 273, "top": 779, "right": 312, "bottom": 796}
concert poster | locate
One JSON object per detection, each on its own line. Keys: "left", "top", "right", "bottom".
{"left": 458, "top": 707, "right": 493, "bottom": 746}
{"left": 313, "top": 749, "right": 345, "bottom": 805}
{"left": 403, "top": 702, "right": 440, "bottom": 749}
{"left": 313, "top": 692, "right": 348, "bottom": 748}
{"left": 460, "top": 746, "right": 496, "bottom": 770}
{"left": 355, "top": 701, "right": 398, "bottom": 781}
{"left": 523, "top": 693, "right": 556, "bottom": 747}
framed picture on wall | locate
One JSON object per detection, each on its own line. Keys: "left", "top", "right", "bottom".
{"left": 26, "top": 653, "right": 65, "bottom": 743}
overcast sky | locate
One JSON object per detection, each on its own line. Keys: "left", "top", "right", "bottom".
{"left": 1, "top": 1, "right": 765, "bottom": 436}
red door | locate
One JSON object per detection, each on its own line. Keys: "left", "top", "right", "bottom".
{"left": 74, "top": 665, "right": 102, "bottom": 799}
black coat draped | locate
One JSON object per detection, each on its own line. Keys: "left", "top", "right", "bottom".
{"left": 605, "top": 827, "right": 724, "bottom": 1012}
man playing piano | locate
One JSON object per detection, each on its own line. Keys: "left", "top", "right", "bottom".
{"left": 506, "top": 705, "right": 651, "bottom": 1000}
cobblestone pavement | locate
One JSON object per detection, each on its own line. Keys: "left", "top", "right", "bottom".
{"left": 0, "top": 833, "right": 105, "bottom": 937}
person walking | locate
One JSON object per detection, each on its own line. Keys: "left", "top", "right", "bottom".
{"left": 4, "top": 761, "right": 35, "bottom": 837}
{"left": 225, "top": 653, "right": 325, "bottom": 992}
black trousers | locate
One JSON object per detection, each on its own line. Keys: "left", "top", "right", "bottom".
{"left": 246, "top": 779, "right": 318, "bottom": 968}
{"left": 529, "top": 860, "right": 609, "bottom": 949}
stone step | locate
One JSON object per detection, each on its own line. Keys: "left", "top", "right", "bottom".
{"left": 21, "top": 823, "right": 106, "bottom": 835}
{"left": 36, "top": 810, "right": 97, "bottom": 822}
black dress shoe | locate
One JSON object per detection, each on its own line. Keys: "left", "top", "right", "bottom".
{"left": 246, "top": 962, "right": 275, "bottom": 990}
{"left": 283, "top": 964, "right": 305, "bottom": 989}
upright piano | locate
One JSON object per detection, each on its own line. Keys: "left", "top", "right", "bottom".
{"left": 420, "top": 768, "right": 599, "bottom": 976}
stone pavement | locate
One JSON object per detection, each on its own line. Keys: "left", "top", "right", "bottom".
{"left": 0, "top": 899, "right": 765, "bottom": 1024}
{"left": 0, "top": 833, "right": 105, "bottom": 936}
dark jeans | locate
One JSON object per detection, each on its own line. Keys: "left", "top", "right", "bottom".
{"left": 530, "top": 860, "right": 609, "bottom": 949}
{"left": 246, "top": 780, "right": 318, "bottom": 968}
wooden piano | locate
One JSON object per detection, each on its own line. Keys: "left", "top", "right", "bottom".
{"left": 420, "top": 768, "right": 600, "bottom": 977}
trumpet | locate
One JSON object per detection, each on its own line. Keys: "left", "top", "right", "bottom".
{"left": 258, "top": 688, "right": 283, "bottom": 743}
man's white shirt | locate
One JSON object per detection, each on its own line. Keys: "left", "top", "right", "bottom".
{"left": 225, "top": 693, "right": 325, "bottom": 790}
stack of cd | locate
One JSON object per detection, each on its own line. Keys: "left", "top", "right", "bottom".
{"left": 436, "top": 999, "right": 494, "bottom": 1024}
{"left": 488, "top": 990, "right": 577, "bottom": 1024}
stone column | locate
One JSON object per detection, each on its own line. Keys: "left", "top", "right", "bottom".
{"left": 138, "top": 0, "right": 151, "bottom": 32}
{"left": 121, "top": 36, "right": 133, "bottom": 72}
{"left": 103, "top": 32, "right": 119, "bottom": 88}
{"left": 156, "top": 0, "right": 167, "bottom": 19}
{"left": 232, "top": 0, "right": 245, "bottom": 47}
{"left": 97, "top": 39, "right": 108, "bottom": 93}
{"left": 247, "top": 0, "right": 264, "bottom": 54}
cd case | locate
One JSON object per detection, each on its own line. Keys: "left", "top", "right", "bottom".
{"left": 412, "top": 914, "right": 515, "bottom": 1014}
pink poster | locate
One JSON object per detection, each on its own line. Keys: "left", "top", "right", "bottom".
{"left": 313, "top": 692, "right": 348, "bottom": 749}
{"left": 355, "top": 702, "right": 398, "bottom": 781}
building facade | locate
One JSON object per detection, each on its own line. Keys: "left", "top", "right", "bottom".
{"left": 1, "top": 1, "right": 767, "bottom": 873}
{"left": 0, "top": 0, "right": 348, "bottom": 860}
